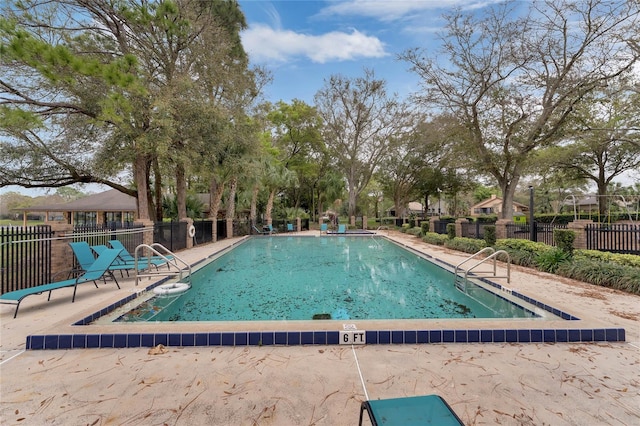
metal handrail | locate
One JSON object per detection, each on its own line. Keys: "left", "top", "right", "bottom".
{"left": 454, "top": 248, "right": 511, "bottom": 293}
{"left": 134, "top": 243, "right": 191, "bottom": 285}
{"left": 464, "top": 250, "right": 511, "bottom": 284}
{"left": 453, "top": 247, "right": 496, "bottom": 279}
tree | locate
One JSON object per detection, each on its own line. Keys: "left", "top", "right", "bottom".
{"left": 264, "top": 99, "right": 324, "bottom": 211}
{"left": 402, "top": 0, "right": 640, "bottom": 219}
{"left": 549, "top": 77, "right": 640, "bottom": 215}
{"left": 0, "top": 0, "right": 261, "bottom": 222}
{"left": 315, "top": 68, "right": 413, "bottom": 217}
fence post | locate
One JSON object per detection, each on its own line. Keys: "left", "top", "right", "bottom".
{"left": 495, "top": 219, "right": 510, "bottom": 240}
{"left": 455, "top": 218, "right": 468, "bottom": 238}
{"left": 567, "top": 220, "right": 592, "bottom": 250}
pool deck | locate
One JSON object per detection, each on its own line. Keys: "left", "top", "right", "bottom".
{"left": 1, "top": 230, "right": 639, "bottom": 425}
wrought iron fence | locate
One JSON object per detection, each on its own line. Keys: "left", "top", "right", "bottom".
{"left": 1, "top": 225, "right": 54, "bottom": 294}
{"left": 586, "top": 223, "right": 640, "bottom": 255}
{"left": 504, "top": 223, "right": 568, "bottom": 245}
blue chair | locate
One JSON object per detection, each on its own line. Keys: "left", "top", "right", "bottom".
{"left": 70, "top": 242, "right": 152, "bottom": 277}
{"left": 320, "top": 223, "right": 328, "bottom": 234}
{"left": 359, "top": 395, "right": 464, "bottom": 426}
{"left": 0, "top": 248, "right": 123, "bottom": 318}
{"left": 337, "top": 224, "right": 346, "bottom": 234}
{"left": 287, "top": 223, "right": 294, "bottom": 232}
{"left": 107, "top": 240, "right": 171, "bottom": 268}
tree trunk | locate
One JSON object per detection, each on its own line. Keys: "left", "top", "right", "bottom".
{"left": 208, "top": 177, "right": 225, "bottom": 242}
{"left": 250, "top": 184, "right": 259, "bottom": 226}
{"left": 153, "top": 157, "right": 163, "bottom": 221}
{"left": 226, "top": 176, "right": 237, "bottom": 220}
{"left": 134, "top": 154, "right": 150, "bottom": 220}
{"left": 176, "top": 163, "right": 187, "bottom": 221}
{"left": 266, "top": 190, "right": 276, "bottom": 223}
{"left": 499, "top": 178, "right": 520, "bottom": 220}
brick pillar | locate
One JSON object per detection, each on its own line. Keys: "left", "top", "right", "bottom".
{"left": 296, "top": 217, "right": 301, "bottom": 232}
{"left": 350, "top": 215, "right": 356, "bottom": 227}
{"left": 495, "top": 219, "right": 510, "bottom": 240}
{"left": 567, "top": 220, "right": 592, "bottom": 250}
{"left": 226, "top": 218, "right": 233, "bottom": 239}
{"left": 429, "top": 217, "right": 438, "bottom": 233}
{"left": 363, "top": 216, "right": 367, "bottom": 230}
{"left": 49, "top": 222, "right": 75, "bottom": 277}
{"left": 455, "top": 218, "right": 468, "bottom": 238}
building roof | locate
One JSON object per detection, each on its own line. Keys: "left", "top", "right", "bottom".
{"left": 470, "top": 195, "right": 528, "bottom": 210}
{"left": 24, "top": 189, "right": 137, "bottom": 212}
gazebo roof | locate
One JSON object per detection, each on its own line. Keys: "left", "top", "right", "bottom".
{"left": 24, "top": 189, "right": 136, "bottom": 212}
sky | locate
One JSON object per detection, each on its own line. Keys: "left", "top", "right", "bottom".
{"left": 238, "top": 0, "right": 507, "bottom": 104}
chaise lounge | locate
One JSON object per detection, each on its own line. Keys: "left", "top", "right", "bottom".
{"left": 359, "top": 394, "right": 464, "bottom": 426}
{"left": 0, "top": 248, "right": 123, "bottom": 318}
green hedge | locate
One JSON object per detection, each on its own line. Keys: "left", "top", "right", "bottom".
{"left": 444, "top": 237, "right": 487, "bottom": 254}
{"left": 422, "top": 232, "right": 448, "bottom": 246}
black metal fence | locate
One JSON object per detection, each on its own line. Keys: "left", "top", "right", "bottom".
{"left": 586, "top": 223, "right": 640, "bottom": 255}
{"left": 433, "top": 219, "right": 455, "bottom": 234}
{"left": 505, "top": 223, "right": 568, "bottom": 246}
{"left": 460, "top": 222, "right": 493, "bottom": 239}
{"left": 1, "top": 225, "right": 54, "bottom": 294}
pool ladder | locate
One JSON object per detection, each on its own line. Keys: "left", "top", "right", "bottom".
{"left": 133, "top": 243, "right": 192, "bottom": 285}
{"left": 454, "top": 248, "right": 511, "bottom": 293}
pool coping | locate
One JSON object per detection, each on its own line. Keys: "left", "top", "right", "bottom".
{"left": 24, "top": 235, "right": 626, "bottom": 349}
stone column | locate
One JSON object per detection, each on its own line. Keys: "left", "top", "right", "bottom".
{"left": 362, "top": 216, "right": 367, "bottom": 230}
{"left": 567, "top": 220, "right": 592, "bottom": 250}
{"left": 455, "top": 218, "right": 468, "bottom": 238}
{"left": 296, "top": 217, "right": 301, "bottom": 232}
{"left": 49, "top": 222, "right": 75, "bottom": 277}
{"left": 495, "top": 219, "right": 510, "bottom": 240}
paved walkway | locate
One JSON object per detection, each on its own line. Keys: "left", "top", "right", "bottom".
{"left": 1, "top": 231, "right": 639, "bottom": 425}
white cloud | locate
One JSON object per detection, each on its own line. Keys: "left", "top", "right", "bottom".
{"left": 319, "top": 0, "right": 505, "bottom": 22}
{"left": 241, "top": 24, "right": 388, "bottom": 64}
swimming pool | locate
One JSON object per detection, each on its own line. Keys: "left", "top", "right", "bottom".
{"left": 23, "top": 234, "right": 626, "bottom": 349}
{"left": 116, "top": 236, "right": 539, "bottom": 322}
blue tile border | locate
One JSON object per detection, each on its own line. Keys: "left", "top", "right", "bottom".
{"left": 24, "top": 327, "right": 626, "bottom": 349}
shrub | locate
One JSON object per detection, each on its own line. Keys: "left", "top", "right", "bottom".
{"left": 484, "top": 225, "right": 496, "bottom": 246}
{"left": 421, "top": 221, "right": 430, "bottom": 235}
{"left": 446, "top": 223, "right": 456, "bottom": 240}
{"left": 444, "top": 237, "right": 487, "bottom": 254}
{"left": 556, "top": 259, "right": 640, "bottom": 294}
{"left": 574, "top": 250, "right": 640, "bottom": 269}
{"left": 400, "top": 223, "right": 411, "bottom": 233}
{"left": 494, "top": 239, "right": 551, "bottom": 268}
{"left": 422, "top": 232, "right": 448, "bottom": 246}
{"left": 554, "top": 229, "right": 575, "bottom": 256}
{"left": 535, "top": 248, "right": 571, "bottom": 273}
{"left": 406, "top": 227, "right": 422, "bottom": 237}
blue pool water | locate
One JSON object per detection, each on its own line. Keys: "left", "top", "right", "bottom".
{"left": 118, "top": 236, "right": 538, "bottom": 322}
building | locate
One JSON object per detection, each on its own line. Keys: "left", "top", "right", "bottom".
{"left": 19, "top": 189, "right": 137, "bottom": 227}
{"left": 469, "top": 195, "right": 528, "bottom": 217}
